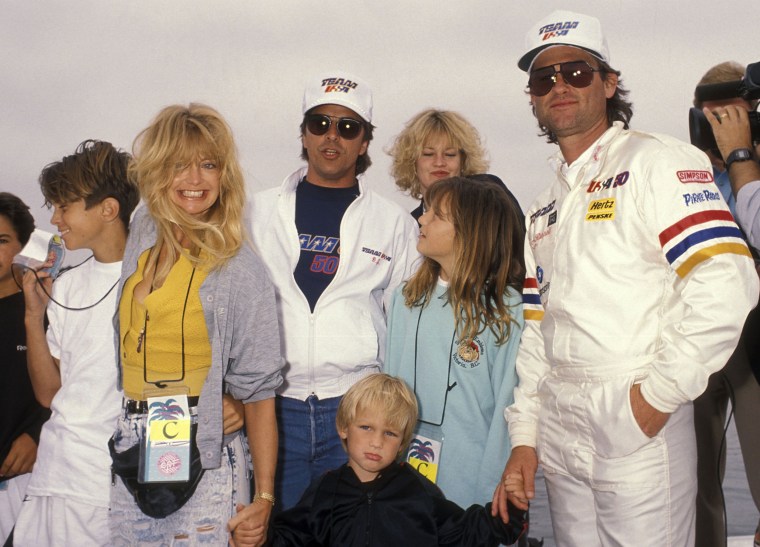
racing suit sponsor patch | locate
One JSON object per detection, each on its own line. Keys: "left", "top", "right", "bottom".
{"left": 587, "top": 171, "right": 629, "bottom": 193}
{"left": 682, "top": 189, "right": 721, "bottom": 207}
{"left": 529, "top": 228, "right": 552, "bottom": 249}
{"left": 529, "top": 199, "right": 556, "bottom": 225}
{"left": 676, "top": 170, "right": 714, "bottom": 183}
{"left": 585, "top": 198, "right": 616, "bottom": 221}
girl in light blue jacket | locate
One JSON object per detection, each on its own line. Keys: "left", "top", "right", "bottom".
{"left": 386, "top": 176, "right": 525, "bottom": 509}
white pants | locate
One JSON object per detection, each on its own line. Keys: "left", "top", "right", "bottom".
{"left": 537, "top": 366, "right": 696, "bottom": 546}
{"left": 0, "top": 473, "right": 30, "bottom": 543}
{"left": 13, "top": 494, "right": 110, "bottom": 547}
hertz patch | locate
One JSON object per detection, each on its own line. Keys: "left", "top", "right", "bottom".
{"left": 585, "top": 198, "right": 616, "bottom": 221}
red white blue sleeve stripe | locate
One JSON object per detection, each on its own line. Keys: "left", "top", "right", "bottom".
{"left": 659, "top": 210, "right": 752, "bottom": 278}
{"left": 522, "top": 277, "right": 544, "bottom": 321}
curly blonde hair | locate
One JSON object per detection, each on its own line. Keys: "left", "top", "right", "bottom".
{"left": 388, "top": 109, "right": 489, "bottom": 200}
{"left": 130, "top": 103, "right": 246, "bottom": 281}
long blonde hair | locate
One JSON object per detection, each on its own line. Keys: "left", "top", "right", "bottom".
{"left": 130, "top": 104, "right": 246, "bottom": 281}
{"left": 403, "top": 177, "right": 524, "bottom": 344}
{"left": 388, "top": 109, "right": 489, "bottom": 199}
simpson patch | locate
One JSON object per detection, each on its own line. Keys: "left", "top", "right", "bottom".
{"left": 677, "top": 170, "right": 714, "bottom": 184}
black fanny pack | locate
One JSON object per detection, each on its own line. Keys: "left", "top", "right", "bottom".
{"left": 108, "top": 423, "right": 205, "bottom": 519}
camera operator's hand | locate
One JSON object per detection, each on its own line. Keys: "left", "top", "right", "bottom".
{"left": 704, "top": 105, "right": 754, "bottom": 157}
{"left": 704, "top": 106, "right": 760, "bottom": 197}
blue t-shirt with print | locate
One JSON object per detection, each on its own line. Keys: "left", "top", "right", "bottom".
{"left": 294, "top": 179, "right": 359, "bottom": 311}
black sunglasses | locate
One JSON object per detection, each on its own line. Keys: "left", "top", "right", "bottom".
{"left": 305, "top": 114, "right": 364, "bottom": 140}
{"left": 528, "top": 60, "right": 602, "bottom": 97}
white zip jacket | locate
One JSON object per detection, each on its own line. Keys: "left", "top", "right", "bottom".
{"left": 251, "top": 167, "right": 420, "bottom": 400}
{"left": 507, "top": 123, "right": 759, "bottom": 448}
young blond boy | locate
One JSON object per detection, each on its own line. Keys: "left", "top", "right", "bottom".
{"left": 14, "top": 140, "right": 139, "bottom": 546}
{"left": 250, "top": 373, "right": 527, "bottom": 546}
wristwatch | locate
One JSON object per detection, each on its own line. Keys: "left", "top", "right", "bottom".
{"left": 725, "top": 148, "right": 754, "bottom": 170}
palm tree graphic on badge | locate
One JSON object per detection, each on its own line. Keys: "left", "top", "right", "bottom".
{"left": 148, "top": 399, "right": 186, "bottom": 422}
{"left": 408, "top": 439, "right": 436, "bottom": 462}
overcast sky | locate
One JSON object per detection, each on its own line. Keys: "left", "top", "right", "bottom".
{"left": 3, "top": 0, "right": 758, "bottom": 254}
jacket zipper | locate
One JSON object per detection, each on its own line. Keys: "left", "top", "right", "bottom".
{"left": 365, "top": 490, "right": 374, "bottom": 546}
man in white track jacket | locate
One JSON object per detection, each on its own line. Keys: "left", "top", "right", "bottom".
{"left": 251, "top": 70, "right": 419, "bottom": 512}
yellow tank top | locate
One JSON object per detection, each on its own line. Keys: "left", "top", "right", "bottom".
{"left": 120, "top": 250, "right": 211, "bottom": 399}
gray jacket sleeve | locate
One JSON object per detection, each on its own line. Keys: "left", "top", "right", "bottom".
{"left": 736, "top": 179, "right": 760, "bottom": 252}
{"left": 218, "top": 245, "right": 284, "bottom": 403}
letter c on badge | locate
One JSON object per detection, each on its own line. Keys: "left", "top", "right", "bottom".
{"left": 163, "top": 421, "right": 179, "bottom": 439}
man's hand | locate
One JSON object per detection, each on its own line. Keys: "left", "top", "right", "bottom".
{"left": 0, "top": 433, "right": 38, "bottom": 478}
{"left": 492, "top": 445, "right": 537, "bottom": 523}
{"left": 703, "top": 106, "right": 760, "bottom": 195}
{"left": 228, "top": 501, "right": 271, "bottom": 547}
{"left": 630, "top": 383, "right": 670, "bottom": 437}
{"left": 222, "top": 394, "right": 245, "bottom": 435}
{"left": 703, "top": 105, "right": 754, "bottom": 161}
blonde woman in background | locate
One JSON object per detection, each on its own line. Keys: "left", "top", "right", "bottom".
{"left": 388, "top": 109, "right": 489, "bottom": 221}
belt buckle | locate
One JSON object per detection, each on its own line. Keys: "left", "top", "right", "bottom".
{"left": 124, "top": 399, "right": 148, "bottom": 414}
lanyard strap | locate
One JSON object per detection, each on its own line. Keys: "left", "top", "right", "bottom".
{"left": 143, "top": 266, "right": 196, "bottom": 388}
{"left": 412, "top": 302, "right": 458, "bottom": 427}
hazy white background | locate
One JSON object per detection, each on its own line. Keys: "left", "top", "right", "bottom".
{"left": 2, "top": 1, "right": 758, "bottom": 539}
{"left": 3, "top": 0, "right": 758, "bottom": 237}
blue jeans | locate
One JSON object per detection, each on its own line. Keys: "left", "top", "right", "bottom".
{"left": 274, "top": 395, "right": 346, "bottom": 512}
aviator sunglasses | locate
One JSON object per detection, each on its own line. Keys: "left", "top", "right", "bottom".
{"left": 305, "top": 114, "right": 364, "bottom": 140}
{"left": 528, "top": 60, "right": 603, "bottom": 97}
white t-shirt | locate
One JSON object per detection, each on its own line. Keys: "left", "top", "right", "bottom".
{"left": 26, "top": 257, "right": 122, "bottom": 508}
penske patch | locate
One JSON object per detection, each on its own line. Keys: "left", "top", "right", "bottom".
{"left": 586, "top": 198, "right": 616, "bottom": 221}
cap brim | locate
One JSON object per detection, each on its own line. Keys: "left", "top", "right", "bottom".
{"left": 518, "top": 44, "right": 605, "bottom": 72}
{"left": 303, "top": 100, "right": 370, "bottom": 123}
{"left": 518, "top": 46, "right": 545, "bottom": 72}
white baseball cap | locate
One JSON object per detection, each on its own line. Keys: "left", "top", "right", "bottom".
{"left": 518, "top": 10, "right": 610, "bottom": 72}
{"left": 302, "top": 71, "right": 373, "bottom": 123}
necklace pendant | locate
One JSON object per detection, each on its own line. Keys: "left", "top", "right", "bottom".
{"left": 136, "top": 328, "right": 145, "bottom": 353}
{"left": 136, "top": 312, "right": 149, "bottom": 353}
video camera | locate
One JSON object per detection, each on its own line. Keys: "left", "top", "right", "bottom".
{"left": 689, "top": 61, "right": 760, "bottom": 155}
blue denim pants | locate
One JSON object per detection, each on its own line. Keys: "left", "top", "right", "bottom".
{"left": 274, "top": 394, "right": 347, "bottom": 511}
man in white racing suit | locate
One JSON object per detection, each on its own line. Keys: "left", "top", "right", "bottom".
{"left": 493, "top": 10, "right": 759, "bottom": 546}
